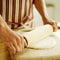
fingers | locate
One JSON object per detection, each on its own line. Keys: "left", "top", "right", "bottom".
{"left": 4, "top": 41, "right": 16, "bottom": 54}
{"left": 0, "top": 26, "right": 26, "bottom": 55}
{"left": 14, "top": 33, "right": 22, "bottom": 47}
{"left": 43, "top": 19, "right": 58, "bottom": 32}
{"left": 7, "top": 38, "right": 23, "bottom": 55}
{"left": 16, "top": 33, "right": 25, "bottom": 49}
{"left": 47, "top": 21, "right": 58, "bottom": 32}
{"left": 9, "top": 42, "right": 16, "bottom": 54}
{"left": 10, "top": 33, "right": 25, "bottom": 54}
{"left": 10, "top": 38, "right": 23, "bottom": 54}
{"left": 51, "top": 22, "right": 58, "bottom": 32}
{"left": 12, "top": 38, "right": 21, "bottom": 54}
{"left": 16, "top": 33, "right": 28, "bottom": 48}
{"left": 3, "top": 34, "right": 24, "bottom": 55}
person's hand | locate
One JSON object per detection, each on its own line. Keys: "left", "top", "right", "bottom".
{"left": 45, "top": 20, "right": 57, "bottom": 32}
{"left": 43, "top": 18, "right": 58, "bottom": 32}
{"left": 0, "top": 15, "right": 28, "bottom": 55}
{"left": 1, "top": 27, "right": 28, "bottom": 55}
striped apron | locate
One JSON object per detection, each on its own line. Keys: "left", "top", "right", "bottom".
{"left": 0, "top": 0, "right": 33, "bottom": 29}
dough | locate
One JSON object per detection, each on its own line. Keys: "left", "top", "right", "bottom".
{"left": 17, "top": 24, "right": 56, "bottom": 49}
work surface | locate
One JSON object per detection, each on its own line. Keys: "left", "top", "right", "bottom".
{"left": 0, "top": 30, "right": 60, "bottom": 60}
{"left": 11, "top": 30, "right": 60, "bottom": 60}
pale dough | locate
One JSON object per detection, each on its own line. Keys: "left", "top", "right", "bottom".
{"left": 17, "top": 24, "right": 56, "bottom": 49}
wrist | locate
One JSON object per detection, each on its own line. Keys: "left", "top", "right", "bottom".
{"left": 42, "top": 16, "right": 48, "bottom": 24}
{"left": 42, "top": 16, "right": 53, "bottom": 24}
{"left": 0, "top": 15, "right": 8, "bottom": 31}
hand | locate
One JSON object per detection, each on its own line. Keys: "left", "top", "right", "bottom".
{"left": 0, "top": 15, "right": 28, "bottom": 55}
{"left": 43, "top": 18, "right": 58, "bottom": 32}
{"left": 1, "top": 27, "right": 28, "bottom": 55}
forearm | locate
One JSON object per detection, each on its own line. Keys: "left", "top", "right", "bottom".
{"left": 34, "top": 0, "right": 49, "bottom": 22}
{"left": 0, "top": 15, "right": 11, "bottom": 37}
{"left": 0, "top": 15, "right": 8, "bottom": 28}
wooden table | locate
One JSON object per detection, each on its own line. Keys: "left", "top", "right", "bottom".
{"left": 0, "top": 30, "right": 60, "bottom": 60}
